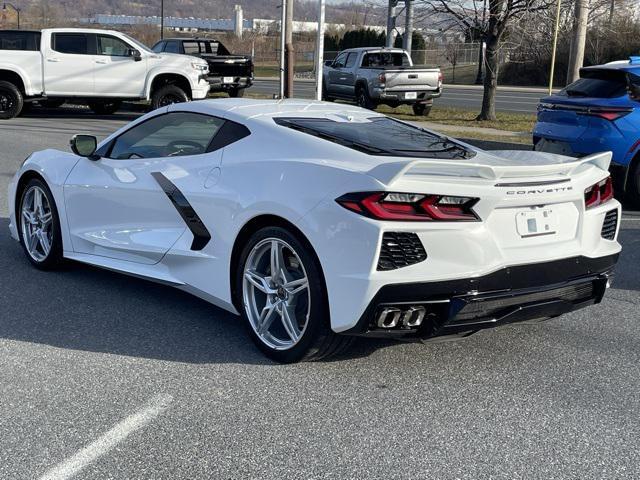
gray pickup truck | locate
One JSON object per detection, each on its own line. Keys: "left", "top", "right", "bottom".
{"left": 322, "top": 47, "right": 442, "bottom": 116}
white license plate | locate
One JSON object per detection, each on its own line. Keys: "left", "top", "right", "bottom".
{"left": 515, "top": 208, "right": 558, "bottom": 237}
{"left": 404, "top": 92, "right": 417, "bottom": 99}
{"left": 223, "top": 76, "right": 234, "bottom": 84}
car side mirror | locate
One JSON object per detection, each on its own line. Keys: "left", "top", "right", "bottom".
{"left": 324, "top": 60, "right": 334, "bottom": 67}
{"left": 128, "top": 49, "right": 142, "bottom": 61}
{"left": 70, "top": 134, "right": 99, "bottom": 160}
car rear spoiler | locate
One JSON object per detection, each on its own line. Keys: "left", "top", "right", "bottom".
{"left": 367, "top": 151, "right": 612, "bottom": 186}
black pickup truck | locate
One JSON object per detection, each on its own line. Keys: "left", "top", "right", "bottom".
{"left": 152, "top": 38, "right": 253, "bottom": 97}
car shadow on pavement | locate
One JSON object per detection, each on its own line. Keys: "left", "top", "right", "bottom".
{"left": 0, "top": 219, "right": 395, "bottom": 365}
{"left": 20, "top": 107, "right": 142, "bottom": 123}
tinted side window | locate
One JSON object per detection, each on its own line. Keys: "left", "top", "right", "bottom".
{"left": 183, "top": 41, "right": 200, "bottom": 55}
{"left": 52, "top": 33, "right": 90, "bottom": 55}
{"left": 0, "top": 31, "right": 41, "bottom": 51}
{"left": 344, "top": 53, "right": 357, "bottom": 68}
{"left": 108, "top": 112, "right": 225, "bottom": 159}
{"left": 97, "top": 35, "right": 130, "bottom": 56}
{"left": 333, "top": 53, "right": 347, "bottom": 68}
{"left": 152, "top": 41, "right": 165, "bottom": 53}
{"left": 164, "top": 41, "right": 181, "bottom": 54}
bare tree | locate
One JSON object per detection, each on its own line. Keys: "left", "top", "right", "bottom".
{"left": 445, "top": 42, "right": 462, "bottom": 82}
{"left": 424, "top": 0, "right": 552, "bottom": 120}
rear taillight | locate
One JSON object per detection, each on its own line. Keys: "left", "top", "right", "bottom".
{"left": 336, "top": 192, "right": 480, "bottom": 221}
{"left": 378, "top": 73, "right": 386, "bottom": 84}
{"left": 584, "top": 176, "right": 614, "bottom": 209}
{"left": 579, "top": 107, "right": 632, "bottom": 121}
{"left": 438, "top": 71, "right": 443, "bottom": 84}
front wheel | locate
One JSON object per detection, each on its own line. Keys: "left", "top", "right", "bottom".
{"left": 237, "top": 226, "right": 353, "bottom": 363}
{"left": 18, "top": 178, "right": 64, "bottom": 270}
{"left": 88, "top": 100, "right": 122, "bottom": 115}
{"left": 0, "top": 80, "right": 23, "bottom": 119}
{"left": 151, "top": 84, "right": 189, "bottom": 110}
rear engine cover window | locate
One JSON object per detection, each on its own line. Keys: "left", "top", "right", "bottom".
{"left": 562, "top": 69, "right": 640, "bottom": 98}
{"left": 274, "top": 116, "right": 475, "bottom": 159}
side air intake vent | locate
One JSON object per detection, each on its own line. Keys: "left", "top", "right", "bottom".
{"left": 601, "top": 209, "right": 618, "bottom": 240}
{"left": 377, "top": 232, "right": 427, "bottom": 271}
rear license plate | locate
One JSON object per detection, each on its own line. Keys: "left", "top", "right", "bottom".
{"left": 404, "top": 92, "right": 417, "bottom": 99}
{"left": 223, "top": 76, "right": 234, "bottom": 84}
{"left": 516, "top": 208, "right": 558, "bottom": 237}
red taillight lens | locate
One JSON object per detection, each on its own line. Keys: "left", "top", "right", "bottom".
{"left": 336, "top": 192, "right": 480, "bottom": 221}
{"left": 580, "top": 107, "right": 632, "bottom": 122}
{"left": 378, "top": 73, "right": 386, "bottom": 83}
{"left": 438, "top": 71, "right": 443, "bottom": 84}
{"left": 584, "top": 176, "right": 614, "bottom": 209}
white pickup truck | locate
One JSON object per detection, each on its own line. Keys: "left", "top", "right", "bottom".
{"left": 0, "top": 28, "right": 210, "bottom": 119}
{"left": 323, "top": 47, "right": 442, "bottom": 116}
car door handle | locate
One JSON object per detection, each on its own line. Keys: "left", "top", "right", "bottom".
{"left": 95, "top": 60, "right": 108, "bottom": 64}
{"left": 47, "top": 58, "right": 60, "bottom": 62}
{"left": 339, "top": 77, "right": 347, "bottom": 81}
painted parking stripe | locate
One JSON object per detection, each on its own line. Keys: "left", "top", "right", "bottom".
{"left": 38, "top": 394, "right": 173, "bottom": 480}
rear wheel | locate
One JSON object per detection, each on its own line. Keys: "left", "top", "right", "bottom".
{"left": 18, "top": 178, "right": 63, "bottom": 270}
{"left": 412, "top": 103, "right": 432, "bottom": 116}
{"left": 151, "top": 84, "right": 189, "bottom": 110}
{"left": 237, "top": 226, "right": 353, "bottom": 363}
{"left": 629, "top": 161, "right": 640, "bottom": 208}
{"left": 356, "top": 86, "right": 376, "bottom": 110}
{"left": 229, "top": 88, "right": 245, "bottom": 98}
{"left": 88, "top": 100, "right": 122, "bottom": 115}
{"left": 0, "top": 80, "right": 23, "bottom": 119}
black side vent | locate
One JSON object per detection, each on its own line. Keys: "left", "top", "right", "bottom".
{"left": 601, "top": 209, "right": 618, "bottom": 240}
{"left": 377, "top": 232, "right": 427, "bottom": 271}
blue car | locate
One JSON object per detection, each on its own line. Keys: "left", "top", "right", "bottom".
{"left": 533, "top": 57, "right": 640, "bottom": 205}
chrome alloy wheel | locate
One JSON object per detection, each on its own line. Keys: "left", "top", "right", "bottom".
{"left": 242, "top": 238, "right": 311, "bottom": 350}
{"left": 20, "top": 185, "right": 54, "bottom": 262}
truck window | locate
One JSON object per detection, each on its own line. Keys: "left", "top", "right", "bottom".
{"left": 152, "top": 41, "right": 166, "bottom": 53}
{"left": 52, "top": 33, "right": 90, "bottom": 55}
{"left": 362, "top": 52, "right": 410, "bottom": 68}
{"left": 333, "top": 53, "right": 348, "bottom": 68}
{"left": 97, "top": 35, "right": 130, "bottom": 57}
{"left": 164, "top": 41, "right": 181, "bottom": 54}
{"left": 344, "top": 53, "right": 357, "bottom": 68}
{"left": 183, "top": 41, "right": 200, "bottom": 55}
{"left": 0, "top": 31, "right": 41, "bottom": 51}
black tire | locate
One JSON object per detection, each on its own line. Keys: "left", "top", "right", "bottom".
{"left": 322, "top": 84, "right": 334, "bottom": 102}
{"left": 88, "top": 100, "right": 122, "bottom": 115}
{"left": 355, "top": 86, "right": 376, "bottom": 110}
{"left": 236, "top": 226, "right": 353, "bottom": 363}
{"left": 0, "top": 80, "right": 23, "bottom": 119}
{"left": 40, "top": 98, "right": 66, "bottom": 109}
{"left": 629, "top": 161, "right": 640, "bottom": 208}
{"left": 151, "top": 84, "right": 189, "bottom": 110}
{"left": 229, "top": 88, "right": 245, "bottom": 98}
{"left": 17, "top": 178, "right": 64, "bottom": 270}
{"left": 412, "top": 103, "right": 432, "bottom": 116}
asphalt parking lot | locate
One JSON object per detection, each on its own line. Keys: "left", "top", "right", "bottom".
{"left": 1, "top": 108, "right": 639, "bottom": 479}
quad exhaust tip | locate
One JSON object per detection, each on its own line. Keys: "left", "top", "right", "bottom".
{"left": 377, "top": 306, "right": 427, "bottom": 329}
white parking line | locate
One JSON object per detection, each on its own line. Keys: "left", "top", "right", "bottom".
{"left": 38, "top": 394, "right": 173, "bottom": 480}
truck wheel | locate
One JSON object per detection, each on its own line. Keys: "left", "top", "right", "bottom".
{"left": 356, "top": 86, "right": 376, "bottom": 110}
{"left": 229, "top": 88, "right": 245, "bottom": 98}
{"left": 151, "top": 84, "right": 189, "bottom": 110}
{"left": 412, "top": 103, "right": 432, "bottom": 116}
{"left": 0, "top": 80, "right": 23, "bottom": 120}
{"left": 321, "top": 84, "right": 333, "bottom": 102}
{"left": 88, "top": 100, "right": 122, "bottom": 115}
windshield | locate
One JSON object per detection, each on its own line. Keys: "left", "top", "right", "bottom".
{"left": 274, "top": 116, "right": 475, "bottom": 159}
{"left": 120, "top": 33, "right": 154, "bottom": 54}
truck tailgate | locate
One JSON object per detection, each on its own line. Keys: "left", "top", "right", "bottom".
{"left": 384, "top": 69, "right": 440, "bottom": 91}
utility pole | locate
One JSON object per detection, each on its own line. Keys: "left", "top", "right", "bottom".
{"left": 386, "top": 0, "right": 398, "bottom": 47}
{"left": 403, "top": 0, "right": 413, "bottom": 53}
{"left": 566, "top": 0, "right": 589, "bottom": 84}
{"left": 474, "top": 0, "right": 487, "bottom": 85}
{"left": 548, "top": 0, "right": 562, "bottom": 94}
{"left": 284, "top": 0, "right": 294, "bottom": 98}
{"left": 279, "top": 0, "right": 286, "bottom": 99}
{"left": 315, "top": 0, "right": 325, "bottom": 101}
{"left": 160, "top": 0, "right": 164, "bottom": 40}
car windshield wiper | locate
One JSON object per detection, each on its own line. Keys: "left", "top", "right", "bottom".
{"left": 393, "top": 145, "right": 475, "bottom": 158}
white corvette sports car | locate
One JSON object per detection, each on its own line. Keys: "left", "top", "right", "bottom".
{"left": 8, "top": 99, "right": 621, "bottom": 362}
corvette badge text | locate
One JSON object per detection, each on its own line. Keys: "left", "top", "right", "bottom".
{"left": 506, "top": 186, "right": 574, "bottom": 195}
